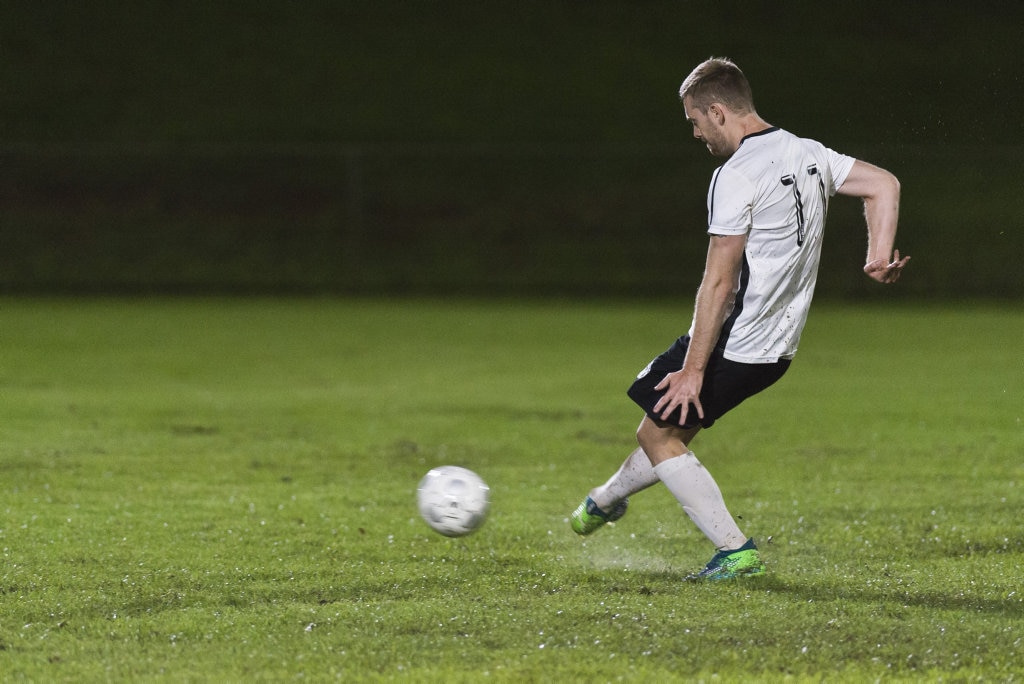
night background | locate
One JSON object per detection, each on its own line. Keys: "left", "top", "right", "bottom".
{"left": 3, "top": 1, "right": 1022, "bottom": 299}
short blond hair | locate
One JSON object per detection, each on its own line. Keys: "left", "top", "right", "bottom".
{"left": 679, "top": 58, "right": 755, "bottom": 114}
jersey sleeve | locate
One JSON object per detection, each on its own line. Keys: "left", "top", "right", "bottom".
{"left": 826, "top": 148, "right": 856, "bottom": 194}
{"left": 706, "top": 165, "right": 755, "bottom": 236}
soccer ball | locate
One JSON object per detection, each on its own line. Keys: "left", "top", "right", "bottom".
{"left": 416, "top": 465, "right": 490, "bottom": 537}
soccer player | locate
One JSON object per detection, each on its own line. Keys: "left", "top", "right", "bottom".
{"left": 569, "top": 58, "right": 910, "bottom": 580}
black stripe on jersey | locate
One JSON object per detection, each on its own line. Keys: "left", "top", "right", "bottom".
{"left": 708, "top": 166, "right": 724, "bottom": 227}
{"left": 716, "top": 252, "right": 750, "bottom": 352}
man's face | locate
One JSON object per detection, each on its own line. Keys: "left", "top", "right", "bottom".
{"left": 683, "top": 96, "right": 728, "bottom": 157}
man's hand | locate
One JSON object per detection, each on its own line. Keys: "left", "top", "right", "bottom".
{"left": 864, "top": 249, "right": 911, "bottom": 284}
{"left": 653, "top": 367, "right": 704, "bottom": 425}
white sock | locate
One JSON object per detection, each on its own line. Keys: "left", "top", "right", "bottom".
{"left": 653, "top": 451, "right": 747, "bottom": 551}
{"left": 589, "top": 447, "right": 659, "bottom": 511}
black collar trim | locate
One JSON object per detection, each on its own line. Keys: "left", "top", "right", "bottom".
{"left": 740, "top": 126, "right": 779, "bottom": 145}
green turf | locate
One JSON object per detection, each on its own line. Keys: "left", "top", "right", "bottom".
{"left": 1, "top": 298, "right": 1022, "bottom": 680}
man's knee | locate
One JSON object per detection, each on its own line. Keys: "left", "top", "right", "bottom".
{"left": 635, "top": 416, "right": 662, "bottom": 452}
{"left": 636, "top": 416, "right": 697, "bottom": 464}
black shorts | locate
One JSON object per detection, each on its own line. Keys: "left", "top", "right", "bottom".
{"left": 627, "top": 336, "right": 790, "bottom": 430}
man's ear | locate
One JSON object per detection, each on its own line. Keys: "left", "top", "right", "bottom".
{"left": 708, "top": 103, "right": 727, "bottom": 125}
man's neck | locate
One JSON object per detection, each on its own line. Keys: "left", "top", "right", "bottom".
{"left": 740, "top": 111, "right": 771, "bottom": 133}
{"left": 728, "top": 114, "right": 772, "bottom": 153}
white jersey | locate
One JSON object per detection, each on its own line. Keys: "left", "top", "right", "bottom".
{"left": 691, "top": 127, "right": 855, "bottom": 363}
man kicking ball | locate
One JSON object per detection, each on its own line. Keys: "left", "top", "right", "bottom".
{"left": 570, "top": 57, "right": 910, "bottom": 580}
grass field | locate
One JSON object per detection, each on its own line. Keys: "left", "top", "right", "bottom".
{"left": 1, "top": 298, "right": 1021, "bottom": 681}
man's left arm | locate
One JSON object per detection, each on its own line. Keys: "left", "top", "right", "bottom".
{"left": 837, "top": 159, "right": 910, "bottom": 283}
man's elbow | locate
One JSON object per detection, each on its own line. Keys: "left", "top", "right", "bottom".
{"left": 862, "top": 170, "right": 900, "bottom": 207}
{"left": 885, "top": 170, "right": 901, "bottom": 200}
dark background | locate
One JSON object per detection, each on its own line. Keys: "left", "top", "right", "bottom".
{"left": 2, "top": 1, "right": 1022, "bottom": 298}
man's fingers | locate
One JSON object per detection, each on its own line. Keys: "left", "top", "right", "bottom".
{"left": 865, "top": 252, "right": 910, "bottom": 283}
{"left": 657, "top": 397, "right": 677, "bottom": 420}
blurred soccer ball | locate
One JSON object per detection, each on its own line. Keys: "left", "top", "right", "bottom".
{"left": 416, "top": 466, "right": 490, "bottom": 537}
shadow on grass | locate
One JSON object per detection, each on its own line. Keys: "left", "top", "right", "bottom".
{"left": 568, "top": 564, "right": 1024, "bottom": 620}
{"left": 756, "top": 575, "right": 1024, "bottom": 618}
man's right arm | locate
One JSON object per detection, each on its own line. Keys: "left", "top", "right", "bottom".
{"left": 652, "top": 233, "right": 746, "bottom": 424}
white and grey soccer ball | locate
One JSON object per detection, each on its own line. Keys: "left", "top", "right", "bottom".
{"left": 416, "top": 465, "right": 490, "bottom": 537}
